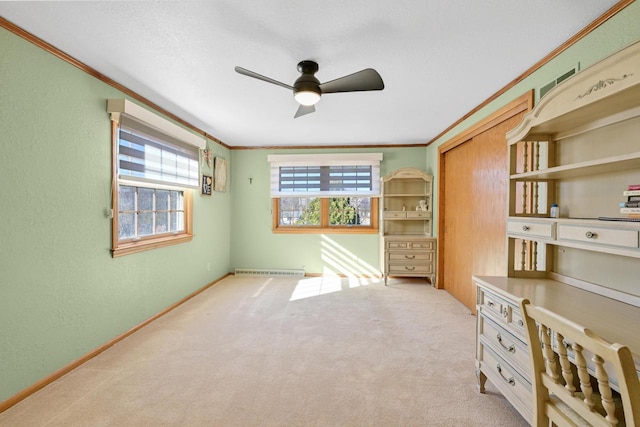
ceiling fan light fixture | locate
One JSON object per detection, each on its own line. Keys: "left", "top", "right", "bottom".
{"left": 294, "top": 89, "right": 321, "bottom": 106}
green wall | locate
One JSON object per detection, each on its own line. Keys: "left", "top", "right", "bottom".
{"left": 230, "top": 147, "right": 427, "bottom": 275}
{"left": 0, "top": 29, "right": 231, "bottom": 402}
{"left": 2, "top": 1, "right": 639, "bottom": 408}
{"left": 425, "top": 2, "right": 640, "bottom": 236}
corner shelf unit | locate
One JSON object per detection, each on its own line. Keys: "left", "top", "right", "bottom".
{"left": 380, "top": 168, "right": 436, "bottom": 285}
{"left": 474, "top": 39, "right": 640, "bottom": 423}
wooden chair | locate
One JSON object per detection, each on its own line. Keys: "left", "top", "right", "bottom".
{"left": 520, "top": 299, "right": 640, "bottom": 427}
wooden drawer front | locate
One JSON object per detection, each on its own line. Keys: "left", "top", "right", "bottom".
{"left": 388, "top": 264, "right": 433, "bottom": 275}
{"left": 407, "top": 211, "right": 430, "bottom": 219}
{"left": 387, "top": 241, "right": 409, "bottom": 249}
{"left": 479, "top": 343, "right": 532, "bottom": 420}
{"left": 479, "top": 315, "right": 530, "bottom": 378}
{"left": 478, "top": 288, "right": 524, "bottom": 338}
{"left": 411, "top": 241, "right": 434, "bottom": 250}
{"left": 507, "top": 219, "right": 554, "bottom": 239}
{"left": 384, "top": 211, "right": 407, "bottom": 219}
{"left": 557, "top": 224, "right": 639, "bottom": 249}
{"left": 387, "top": 240, "right": 434, "bottom": 251}
{"left": 389, "top": 252, "right": 433, "bottom": 262}
{"left": 478, "top": 288, "right": 504, "bottom": 319}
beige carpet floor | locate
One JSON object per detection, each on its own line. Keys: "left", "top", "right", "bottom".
{"left": 0, "top": 275, "right": 528, "bottom": 426}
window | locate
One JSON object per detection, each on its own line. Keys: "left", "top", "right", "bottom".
{"left": 108, "top": 99, "right": 205, "bottom": 257}
{"left": 268, "top": 153, "right": 382, "bottom": 234}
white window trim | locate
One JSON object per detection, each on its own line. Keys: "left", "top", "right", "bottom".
{"left": 107, "top": 99, "right": 205, "bottom": 150}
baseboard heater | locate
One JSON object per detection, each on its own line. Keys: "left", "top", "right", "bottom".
{"left": 234, "top": 268, "right": 305, "bottom": 277}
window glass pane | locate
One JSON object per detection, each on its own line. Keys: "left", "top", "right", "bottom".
{"left": 170, "top": 191, "right": 179, "bottom": 210}
{"left": 329, "top": 197, "right": 371, "bottom": 226}
{"left": 156, "top": 190, "right": 169, "bottom": 211}
{"left": 156, "top": 211, "right": 169, "bottom": 234}
{"left": 138, "top": 211, "right": 154, "bottom": 236}
{"left": 117, "top": 185, "right": 185, "bottom": 241}
{"left": 279, "top": 197, "right": 320, "bottom": 226}
{"left": 172, "top": 212, "right": 184, "bottom": 232}
{"left": 119, "top": 212, "right": 135, "bottom": 239}
{"left": 119, "top": 186, "right": 136, "bottom": 211}
{"left": 138, "top": 187, "right": 154, "bottom": 211}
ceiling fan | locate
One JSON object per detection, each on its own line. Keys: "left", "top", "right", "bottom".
{"left": 234, "top": 60, "right": 384, "bottom": 118}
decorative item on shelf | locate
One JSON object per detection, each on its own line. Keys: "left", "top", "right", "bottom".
{"left": 201, "top": 174, "right": 213, "bottom": 196}
{"left": 214, "top": 157, "right": 227, "bottom": 192}
{"left": 550, "top": 203, "right": 559, "bottom": 218}
{"left": 419, "top": 199, "right": 427, "bottom": 211}
{"left": 201, "top": 148, "right": 213, "bottom": 168}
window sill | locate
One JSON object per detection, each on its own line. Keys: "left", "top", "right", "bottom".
{"left": 273, "top": 227, "right": 378, "bottom": 235}
{"left": 112, "top": 233, "right": 193, "bottom": 258}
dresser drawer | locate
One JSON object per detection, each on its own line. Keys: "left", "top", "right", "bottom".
{"left": 407, "top": 211, "right": 430, "bottom": 219}
{"left": 507, "top": 219, "right": 555, "bottom": 239}
{"left": 389, "top": 252, "right": 433, "bottom": 262}
{"left": 477, "top": 287, "right": 525, "bottom": 339}
{"left": 479, "top": 314, "right": 529, "bottom": 378}
{"left": 388, "top": 264, "right": 433, "bottom": 275}
{"left": 384, "top": 211, "right": 407, "bottom": 219}
{"left": 478, "top": 343, "right": 532, "bottom": 421}
{"left": 386, "top": 240, "right": 434, "bottom": 251}
{"left": 411, "top": 241, "right": 434, "bottom": 250}
{"left": 557, "top": 224, "right": 639, "bottom": 249}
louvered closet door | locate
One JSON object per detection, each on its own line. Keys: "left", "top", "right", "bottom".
{"left": 440, "top": 105, "right": 528, "bottom": 312}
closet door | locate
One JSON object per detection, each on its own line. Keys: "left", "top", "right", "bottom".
{"left": 438, "top": 93, "right": 531, "bottom": 312}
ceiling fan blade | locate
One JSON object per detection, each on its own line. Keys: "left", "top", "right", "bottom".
{"left": 294, "top": 104, "right": 315, "bottom": 118}
{"left": 234, "top": 66, "right": 293, "bottom": 90}
{"left": 319, "top": 68, "right": 384, "bottom": 94}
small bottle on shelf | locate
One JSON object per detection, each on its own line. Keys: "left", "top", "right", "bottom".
{"left": 550, "top": 203, "right": 559, "bottom": 218}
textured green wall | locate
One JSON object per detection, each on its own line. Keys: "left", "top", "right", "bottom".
{"left": 426, "top": 2, "right": 640, "bottom": 235}
{"left": 0, "top": 29, "right": 231, "bottom": 402}
{"left": 230, "top": 147, "right": 427, "bottom": 274}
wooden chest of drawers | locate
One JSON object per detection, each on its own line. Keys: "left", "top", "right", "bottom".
{"left": 383, "top": 236, "right": 436, "bottom": 285}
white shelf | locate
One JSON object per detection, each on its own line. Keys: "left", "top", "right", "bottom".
{"left": 511, "top": 151, "right": 640, "bottom": 181}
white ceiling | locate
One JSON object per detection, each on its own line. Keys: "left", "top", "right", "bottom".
{"left": 0, "top": 1, "right": 619, "bottom": 147}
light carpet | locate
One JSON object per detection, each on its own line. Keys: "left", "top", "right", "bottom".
{"left": 0, "top": 275, "right": 527, "bottom": 426}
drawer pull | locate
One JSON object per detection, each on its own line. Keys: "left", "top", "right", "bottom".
{"left": 487, "top": 301, "right": 494, "bottom": 307}
{"left": 496, "top": 364, "right": 516, "bottom": 386}
{"left": 517, "top": 320, "right": 524, "bottom": 327}
{"left": 585, "top": 231, "right": 597, "bottom": 239}
{"left": 496, "top": 333, "right": 516, "bottom": 353}
{"left": 502, "top": 308, "right": 509, "bottom": 318}
{"left": 522, "top": 225, "right": 530, "bottom": 232}
{"left": 405, "top": 255, "right": 416, "bottom": 259}
{"left": 405, "top": 266, "right": 416, "bottom": 271}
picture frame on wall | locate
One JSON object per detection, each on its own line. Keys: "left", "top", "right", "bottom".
{"left": 214, "top": 157, "right": 227, "bottom": 192}
{"left": 201, "top": 174, "right": 213, "bottom": 196}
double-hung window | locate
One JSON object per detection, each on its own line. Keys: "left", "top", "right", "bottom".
{"left": 108, "top": 99, "right": 205, "bottom": 257}
{"left": 268, "top": 153, "right": 382, "bottom": 234}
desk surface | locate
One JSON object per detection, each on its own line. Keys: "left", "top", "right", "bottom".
{"left": 473, "top": 276, "right": 640, "bottom": 365}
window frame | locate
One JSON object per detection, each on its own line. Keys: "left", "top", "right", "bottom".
{"left": 272, "top": 197, "right": 379, "bottom": 234}
{"left": 110, "top": 116, "right": 194, "bottom": 258}
{"left": 268, "top": 153, "right": 382, "bottom": 235}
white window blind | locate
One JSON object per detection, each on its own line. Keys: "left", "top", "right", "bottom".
{"left": 268, "top": 153, "right": 382, "bottom": 197}
{"left": 108, "top": 99, "right": 202, "bottom": 189}
{"left": 117, "top": 117, "right": 200, "bottom": 188}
